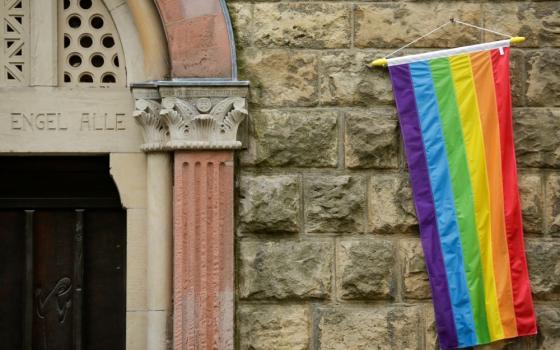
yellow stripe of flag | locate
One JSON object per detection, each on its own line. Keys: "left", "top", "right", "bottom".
{"left": 449, "top": 54, "right": 505, "bottom": 341}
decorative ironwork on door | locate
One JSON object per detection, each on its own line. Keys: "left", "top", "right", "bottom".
{"left": 0, "top": 156, "right": 126, "bottom": 350}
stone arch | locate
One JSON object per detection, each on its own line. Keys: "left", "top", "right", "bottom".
{"left": 154, "top": 0, "right": 237, "bottom": 79}
{"left": 104, "top": 0, "right": 170, "bottom": 82}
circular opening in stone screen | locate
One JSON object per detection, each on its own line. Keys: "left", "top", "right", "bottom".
{"left": 80, "top": 0, "right": 92, "bottom": 10}
{"left": 80, "top": 34, "right": 93, "bottom": 48}
{"left": 102, "top": 35, "right": 115, "bottom": 48}
{"left": 90, "top": 15, "right": 104, "bottom": 29}
{"left": 69, "top": 54, "right": 82, "bottom": 67}
{"left": 68, "top": 15, "right": 82, "bottom": 29}
{"left": 91, "top": 54, "right": 104, "bottom": 68}
{"left": 79, "top": 73, "right": 94, "bottom": 83}
{"left": 102, "top": 73, "right": 116, "bottom": 84}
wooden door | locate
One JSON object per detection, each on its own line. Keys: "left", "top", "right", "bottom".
{"left": 0, "top": 157, "right": 126, "bottom": 350}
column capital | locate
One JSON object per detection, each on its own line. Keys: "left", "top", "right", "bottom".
{"left": 131, "top": 81, "right": 249, "bottom": 152}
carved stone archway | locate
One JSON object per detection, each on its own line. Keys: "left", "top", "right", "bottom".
{"left": 133, "top": 1, "right": 248, "bottom": 349}
{"left": 0, "top": 0, "right": 244, "bottom": 348}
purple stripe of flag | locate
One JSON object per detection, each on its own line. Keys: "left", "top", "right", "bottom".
{"left": 389, "top": 64, "right": 458, "bottom": 350}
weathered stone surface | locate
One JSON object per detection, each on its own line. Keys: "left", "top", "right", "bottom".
{"left": 514, "top": 108, "right": 560, "bottom": 168}
{"left": 305, "top": 175, "right": 365, "bottom": 233}
{"left": 253, "top": 3, "right": 350, "bottom": 49}
{"left": 519, "top": 173, "right": 543, "bottom": 234}
{"left": 238, "top": 304, "right": 309, "bottom": 350}
{"left": 515, "top": 108, "right": 542, "bottom": 168}
{"left": 355, "top": 3, "right": 481, "bottom": 48}
{"left": 423, "top": 305, "right": 438, "bottom": 350}
{"left": 242, "top": 109, "right": 338, "bottom": 168}
{"left": 369, "top": 174, "right": 417, "bottom": 234}
{"left": 535, "top": 305, "right": 560, "bottom": 350}
{"left": 482, "top": 2, "right": 560, "bottom": 48}
{"left": 238, "top": 175, "right": 301, "bottom": 234}
{"left": 337, "top": 239, "right": 394, "bottom": 300}
{"left": 510, "top": 49, "right": 525, "bottom": 107}
{"left": 546, "top": 173, "right": 560, "bottom": 236}
{"left": 344, "top": 109, "right": 399, "bottom": 169}
{"left": 319, "top": 51, "right": 393, "bottom": 106}
{"left": 527, "top": 51, "right": 560, "bottom": 107}
{"left": 238, "top": 240, "right": 332, "bottom": 299}
{"left": 526, "top": 239, "right": 560, "bottom": 300}
{"left": 239, "top": 50, "right": 318, "bottom": 107}
{"left": 228, "top": 3, "right": 252, "bottom": 49}
{"left": 318, "top": 306, "right": 421, "bottom": 350}
{"left": 400, "top": 239, "right": 430, "bottom": 300}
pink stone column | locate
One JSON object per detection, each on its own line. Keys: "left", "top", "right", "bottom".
{"left": 173, "top": 150, "right": 235, "bottom": 350}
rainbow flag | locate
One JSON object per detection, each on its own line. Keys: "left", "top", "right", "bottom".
{"left": 388, "top": 41, "right": 537, "bottom": 349}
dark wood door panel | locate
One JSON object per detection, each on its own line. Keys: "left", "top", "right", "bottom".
{"left": 84, "top": 210, "right": 126, "bottom": 350}
{"left": 0, "top": 209, "right": 126, "bottom": 350}
{"left": 0, "top": 210, "right": 25, "bottom": 349}
{"left": 0, "top": 156, "right": 126, "bottom": 349}
{"left": 33, "top": 210, "right": 78, "bottom": 350}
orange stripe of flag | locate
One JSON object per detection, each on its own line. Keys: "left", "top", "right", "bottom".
{"left": 470, "top": 50, "right": 518, "bottom": 338}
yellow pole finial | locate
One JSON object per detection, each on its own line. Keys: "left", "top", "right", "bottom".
{"left": 510, "top": 37, "right": 526, "bottom": 44}
{"left": 369, "top": 58, "right": 388, "bottom": 68}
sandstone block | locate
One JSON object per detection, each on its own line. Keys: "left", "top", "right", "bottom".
{"left": 239, "top": 50, "right": 318, "bottom": 107}
{"left": 319, "top": 51, "right": 393, "bottom": 106}
{"left": 546, "top": 173, "right": 560, "bottom": 236}
{"left": 536, "top": 305, "right": 560, "bottom": 350}
{"left": 304, "top": 175, "right": 365, "bottom": 233}
{"left": 526, "top": 239, "right": 560, "bottom": 300}
{"left": 238, "top": 304, "right": 309, "bottom": 350}
{"left": 482, "top": 2, "right": 560, "bottom": 48}
{"left": 242, "top": 109, "right": 338, "bottom": 168}
{"left": 355, "top": 3, "right": 481, "bottom": 48}
{"left": 423, "top": 305, "right": 438, "bottom": 350}
{"left": 337, "top": 239, "right": 395, "bottom": 300}
{"left": 254, "top": 3, "right": 350, "bottom": 49}
{"left": 369, "top": 174, "right": 417, "bottom": 234}
{"left": 344, "top": 109, "right": 399, "bottom": 169}
{"left": 527, "top": 51, "right": 560, "bottom": 107}
{"left": 238, "top": 175, "right": 300, "bottom": 234}
{"left": 228, "top": 3, "right": 252, "bottom": 49}
{"left": 510, "top": 49, "right": 525, "bottom": 107}
{"left": 400, "top": 239, "right": 430, "bottom": 300}
{"left": 514, "top": 108, "right": 560, "bottom": 168}
{"left": 519, "top": 173, "right": 543, "bottom": 234}
{"left": 318, "top": 306, "right": 421, "bottom": 350}
{"left": 238, "top": 240, "right": 332, "bottom": 300}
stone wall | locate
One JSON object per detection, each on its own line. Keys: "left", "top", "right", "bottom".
{"left": 228, "top": 1, "right": 560, "bottom": 349}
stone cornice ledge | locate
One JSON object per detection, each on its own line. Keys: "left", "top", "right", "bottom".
{"left": 132, "top": 81, "right": 249, "bottom": 152}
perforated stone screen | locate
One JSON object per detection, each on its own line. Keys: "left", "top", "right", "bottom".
{"left": 0, "top": 0, "right": 29, "bottom": 85}
{"left": 59, "top": 0, "right": 126, "bottom": 87}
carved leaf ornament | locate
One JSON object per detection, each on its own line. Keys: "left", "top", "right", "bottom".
{"left": 134, "top": 97, "right": 247, "bottom": 151}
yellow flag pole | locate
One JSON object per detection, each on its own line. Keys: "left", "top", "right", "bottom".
{"left": 510, "top": 36, "right": 526, "bottom": 44}
{"left": 369, "top": 37, "right": 525, "bottom": 68}
{"left": 367, "top": 16, "right": 526, "bottom": 68}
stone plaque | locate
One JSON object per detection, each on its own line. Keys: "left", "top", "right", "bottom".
{"left": 0, "top": 87, "right": 142, "bottom": 153}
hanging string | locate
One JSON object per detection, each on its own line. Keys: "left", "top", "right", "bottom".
{"left": 452, "top": 18, "right": 512, "bottom": 38}
{"left": 385, "top": 18, "right": 514, "bottom": 59}
{"left": 386, "top": 21, "right": 452, "bottom": 59}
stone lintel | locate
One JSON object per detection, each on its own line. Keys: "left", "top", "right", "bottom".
{"left": 132, "top": 81, "right": 249, "bottom": 152}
